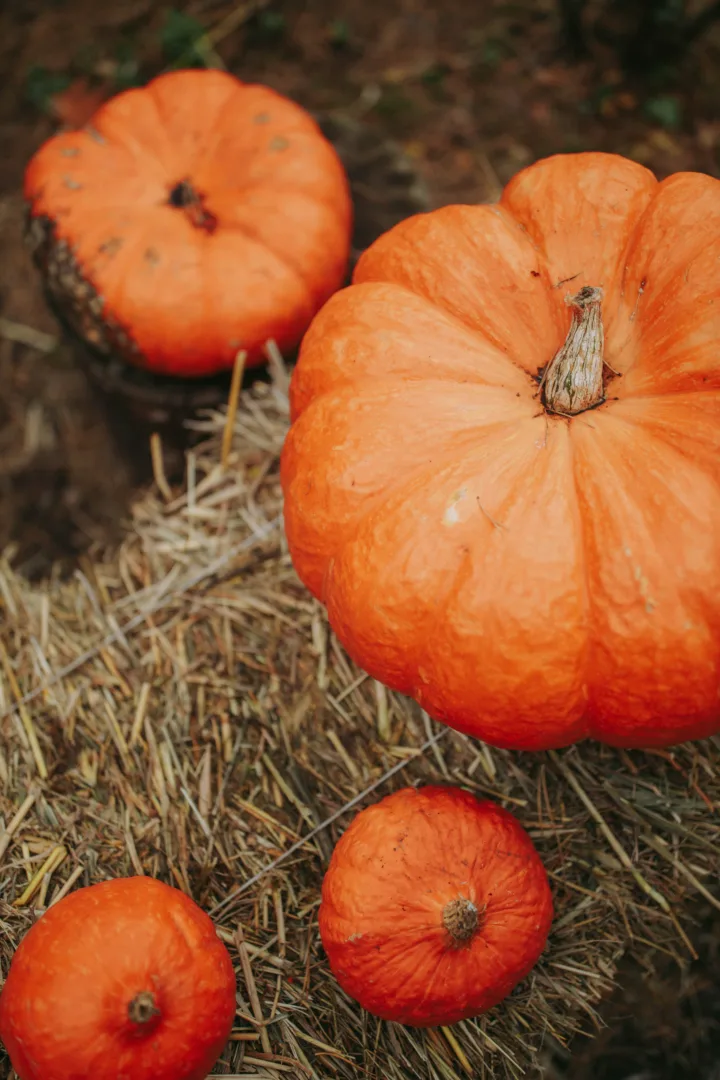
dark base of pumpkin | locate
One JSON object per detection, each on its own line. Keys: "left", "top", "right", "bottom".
{"left": 76, "top": 339, "right": 277, "bottom": 482}
{"left": 41, "top": 284, "right": 276, "bottom": 482}
{"left": 78, "top": 342, "right": 269, "bottom": 433}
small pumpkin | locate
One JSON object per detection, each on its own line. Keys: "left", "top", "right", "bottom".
{"left": 0, "top": 876, "right": 236, "bottom": 1080}
{"left": 319, "top": 785, "right": 553, "bottom": 1027}
{"left": 24, "top": 69, "right": 352, "bottom": 377}
{"left": 282, "top": 151, "right": 720, "bottom": 751}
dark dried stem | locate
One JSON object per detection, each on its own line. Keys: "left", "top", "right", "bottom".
{"left": 168, "top": 179, "right": 218, "bottom": 234}
{"left": 128, "top": 990, "right": 161, "bottom": 1027}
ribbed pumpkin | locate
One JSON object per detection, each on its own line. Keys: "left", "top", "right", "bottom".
{"left": 319, "top": 785, "right": 553, "bottom": 1027}
{"left": 24, "top": 69, "right": 352, "bottom": 376}
{"left": 282, "top": 151, "right": 720, "bottom": 751}
{"left": 0, "top": 876, "right": 236, "bottom": 1080}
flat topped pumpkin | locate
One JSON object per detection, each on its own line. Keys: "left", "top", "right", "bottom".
{"left": 0, "top": 876, "right": 236, "bottom": 1080}
{"left": 24, "top": 69, "right": 352, "bottom": 377}
{"left": 319, "top": 785, "right": 553, "bottom": 1027}
{"left": 282, "top": 152, "right": 720, "bottom": 751}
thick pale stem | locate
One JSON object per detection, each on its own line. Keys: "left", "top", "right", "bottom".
{"left": 128, "top": 990, "right": 160, "bottom": 1027}
{"left": 442, "top": 897, "right": 480, "bottom": 945}
{"left": 543, "top": 286, "right": 605, "bottom": 416}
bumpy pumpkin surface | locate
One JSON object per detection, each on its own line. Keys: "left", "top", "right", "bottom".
{"left": 24, "top": 69, "right": 352, "bottom": 376}
{"left": 282, "top": 151, "right": 720, "bottom": 750}
{"left": 319, "top": 785, "right": 553, "bottom": 1027}
{"left": 0, "top": 876, "right": 236, "bottom": 1080}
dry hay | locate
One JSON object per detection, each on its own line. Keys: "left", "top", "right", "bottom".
{"left": 1, "top": 366, "right": 720, "bottom": 1080}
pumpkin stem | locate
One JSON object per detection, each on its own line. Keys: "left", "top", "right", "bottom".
{"left": 442, "top": 897, "right": 481, "bottom": 945}
{"left": 128, "top": 990, "right": 161, "bottom": 1028}
{"left": 168, "top": 179, "right": 200, "bottom": 209}
{"left": 167, "top": 179, "right": 218, "bottom": 235}
{"left": 542, "top": 285, "right": 605, "bottom": 416}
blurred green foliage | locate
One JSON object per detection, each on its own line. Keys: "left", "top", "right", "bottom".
{"left": 643, "top": 94, "right": 682, "bottom": 129}
{"left": 160, "top": 9, "right": 206, "bottom": 68}
{"left": 24, "top": 66, "right": 72, "bottom": 112}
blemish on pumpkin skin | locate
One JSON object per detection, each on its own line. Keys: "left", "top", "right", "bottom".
{"left": 63, "top": 176, "right": 83, "bottom": 191}
{"left": 269, "top": 136, "right": 290, "bottom": 152}
{"left": 60, "top": 147, "right": 80, "bottom": 158}
{"left": 86, "top": 125, "right": 106, "bottom": 144}
{"left": 442, "top": 487, "right": 468, "bottom": 527}
{"left": 494, "top": 847, "right": 533, "bottom": 862}
{"left": 629, "top": 277, "right": 648, "bottom": 321}
{"left": 27, "top": 213, "right": 142, "bottom": 362}
{"left": 553, "top": 272, "right": 581, "bottom": 290}
{"left": 254, "top": 111, "right": 271, "bottom": 124}
{"left": 346, "top": 933, "right": 364, "bottom": 943}
{"left": 144, "top": 247, "right": 161, "bottom": 266}
{"left": 99, "top": 237, "right": 123, "bottom": 256}
{"left": 625, "top": 547, "right": 657, "bottom": 612}
{"left": 477, "top": 496, "right": 505, "bottom": 530}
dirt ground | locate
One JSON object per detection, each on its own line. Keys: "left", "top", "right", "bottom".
{"left": 2, "top": 0, "right": 720, "bottom": 578}
{"left": 1, "top": 1, "right": 720, "bottom": 1076}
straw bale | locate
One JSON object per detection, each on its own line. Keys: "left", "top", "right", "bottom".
{"left": 1, "top": 368, "right": 719, "bottom": 1079}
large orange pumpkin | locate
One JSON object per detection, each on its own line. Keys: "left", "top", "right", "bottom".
{"left": 319, "top": 785, "right": 553, "bottom": 1027}
{"left": 24, "top": 69, "right": 352, "bottom": 376}
{"left": 0, "top": 876, "right": 236, "bottom": 1080}
{"left": 282, "top": 152, "right": 720, "bottom": 751}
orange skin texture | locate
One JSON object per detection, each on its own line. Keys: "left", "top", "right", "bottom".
{"left": 319, "top": 785, "right": 553, "bottom": 1027}
{"left": 24, "top": 69, "right": 352, "bottom": 376}
{"left": 0, "top": 877, "right": 237, "bottom": 1080}
{"left": 282, "top": 151, "right": 720, "bottom": 751}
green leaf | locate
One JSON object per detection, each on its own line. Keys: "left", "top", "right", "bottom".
{"left": 113, "top": 59, "right": 142, "bottom": 90}
{"left": 644, "top": 95, "right": 682, "bottom": 130}
{"left": 160, "top": 8, "right": 205, "bottom": 66}
{"left": 112, "top": 39, "right": 142, "bottom": 90}
{"left": 24, "top": 66, "right": 73, "bottom": 113}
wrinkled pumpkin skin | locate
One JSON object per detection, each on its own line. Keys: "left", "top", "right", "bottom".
{"left": 24, "top": 69, "right": 352, "bottom": 377}
{"left": 282, "top": 152, "right": 720, "bottom": 751}
{"left": 319, "top": 786, "right": 553, "bottom": 1027}
{"left": 0, "top": 877, "right": 236, "bottom": 1080}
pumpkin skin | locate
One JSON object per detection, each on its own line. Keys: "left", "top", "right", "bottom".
{"left": 0, "top": 877, "right": 236, "bottom": 1080}
{"left": 282, "top": 151, "right": 720, "bottom": 751}
{"left": 319, "top": 785, "right": 553, "bottom": 1027}
{"left": 24, "top": 69, "right": 352, "bottom": 377}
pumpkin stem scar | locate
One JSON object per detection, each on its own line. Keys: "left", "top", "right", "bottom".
{"left": 167, "top": 179, "right": 218, "bottom": 235}
{"left": 543, "top": 285, "right": 605, "bottom": 416}
{"left": 127, "top": 990, "right": 161, "bottom": 1028}
{"left": 442, "top": 897, "right": 481, "bottom": 944}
